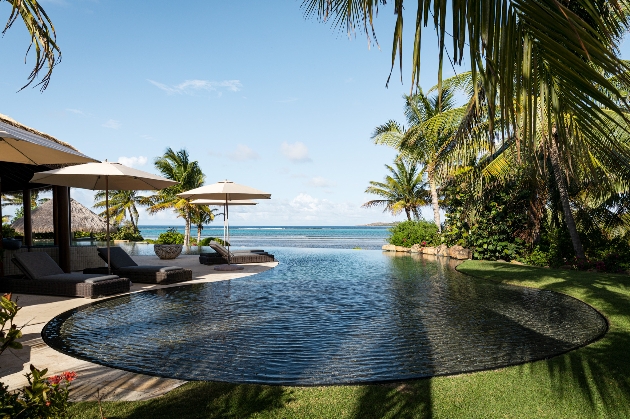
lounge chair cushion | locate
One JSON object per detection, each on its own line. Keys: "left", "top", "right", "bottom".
{"left": 39, "top": 273, "right": 120, "bottom": 283}
{"left": 117, "top": 265, "right": 184, "bottom": 273}
{"left": 12, "top": 252, "right": 64, "bottom": 279}
{"left": 97, "top": 247, "right": 138, "bottom": 269}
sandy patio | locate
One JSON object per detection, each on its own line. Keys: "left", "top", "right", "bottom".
{"left": 0, "top": 255, "right": 278, "bottom": 401}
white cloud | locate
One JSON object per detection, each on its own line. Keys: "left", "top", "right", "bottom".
{"left": 308, "top": 176, "right": 336, "bottom": 188}
{"left": 281, "top": 141, "right": 311, "bottom": 163}
{"left": 227, "top": 145, "right": 260, "bottom": 161}
{"left": 65, "top": 108, "right": 84, "bottom": 115}
{"left": 102, "top": 119, "right": 121, "bottom": 129}
{"left": 148, "top": 79, "right": 242, "bottom": 95}
{"left": 118, "top": 156, "right": 148, "bottom": 168}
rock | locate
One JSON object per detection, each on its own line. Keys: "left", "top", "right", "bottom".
{"left": 395, "top": 246, "right": 411, "bottom": 252}
{"left": 510, "top": 260, "right": 524, "bottom": 265}
{"left": 382, "top": 244, "right": 396, "bottom": 252}
{"left": 423, "top": 246, "right": 437, "bottom": 255}
{"left": 410, "top": 244, "right": 422, "bottom": 253}
{"left": 436, "top": 244, "right": 449, "bottom": 256}
{"left": 496, "top": 259, "right": 507, "bottom": 263}
{"left": 448, "top": 245, "right": 472, "bottom": 260}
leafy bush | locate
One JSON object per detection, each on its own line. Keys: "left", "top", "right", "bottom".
{"left": 525, "top": 246, "right": 551, "bottom": 267}
{"left": 112, "top": 223, "right": 144, "bottom": 242}
{"left": 1, "top": 224, "right": 16, "bottom": 239}
{"left": 199, "top": 237, "right": 229, "bottom": 246}
{"left": 156, "top": 228, "right": 184, "bottom": 245}
{"left": 388, "top": 220, "right": 440, "bottom": 247}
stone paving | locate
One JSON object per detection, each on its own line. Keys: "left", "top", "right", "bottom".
{"left": 0, "top": 255, "right": 277, "bottom": 401}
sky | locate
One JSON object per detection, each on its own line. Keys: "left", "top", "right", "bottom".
{"left": 1, "top": 2, "right": 626, "bottom": 226}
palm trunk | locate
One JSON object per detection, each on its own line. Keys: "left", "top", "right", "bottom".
{"left": 405, "top": 208, "right": 411, "bottom": 221}
{"left": 428, "top": 166, "right": 441, "bottom": 232}
{"left": 197, "top": 225, "right": 201, "bottom": 246}
{"left": 549, "top": 136, "right": 586, "bottom": 261}
{"left": 184, "top": 208, "right": 191, "bottom": 246}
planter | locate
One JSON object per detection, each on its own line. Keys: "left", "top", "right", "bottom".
{"left": 2, "top": 238, "right": 22, "bottom": 250}
{"left": 154, "top": 244, "right": 183, "bottom": 260}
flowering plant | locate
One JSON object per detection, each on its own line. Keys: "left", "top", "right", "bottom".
{"left": 0, "top": 365, "right": 76, "bottom": 418}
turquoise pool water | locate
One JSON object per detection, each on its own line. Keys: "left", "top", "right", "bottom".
{"left": 43, "top": 248, "right": 607, "bottom": 385}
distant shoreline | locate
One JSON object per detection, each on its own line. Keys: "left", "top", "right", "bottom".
{"left": 357, "top": 222, "right": 399, "bottom": 227}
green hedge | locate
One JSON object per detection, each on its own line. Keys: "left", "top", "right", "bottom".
{"left": 388, "top": 220, "right": 440, "bottom": 247}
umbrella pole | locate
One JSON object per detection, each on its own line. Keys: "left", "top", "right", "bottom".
{"left": 226, "top": 195, "right": 230, "bottom": 265}
{"left": 106, "top": 176, "right": 111, "bottom": 275}
{"left": 0, "top": 176, "right": 4, "bottom": 277}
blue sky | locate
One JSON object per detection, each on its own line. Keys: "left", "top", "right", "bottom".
{"left": 1, "top": 2, "right": 626, "bottom": 226}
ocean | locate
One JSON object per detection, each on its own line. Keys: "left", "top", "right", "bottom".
{"left": 137, "top": 225, "right": 390, "bottom": 250}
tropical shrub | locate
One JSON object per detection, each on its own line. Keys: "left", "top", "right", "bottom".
{"left": 1, "top": 224, "right": 16, "bottom": 239}
{"left": 388, "top": 220, "right": 440, "bottom": 247}
{"left": 111, "top": 222, "right": 144, "bottom": 242}
{"left": 156, "top": 228, "right": 184, "bottom": 245}
{"left": 199, "top": 237, "right": 228, "bottom": 246}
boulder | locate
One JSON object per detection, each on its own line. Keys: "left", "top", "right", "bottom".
{"left": 395, "top": 246, "right": 411, "bottom": 252}
{"left": 410, "top": 244, "right": 422, "bottom": 253}
{"left": 448, "top": 245, "right": 472, "bottom": 260}
{"left": 382, "top": 244, "right": 396, "bottom": 252}
{"left": 423, "top": 246, "right": 437, "bottom": 255}
{"left": 436, "top": 244, "right": 449, "bottom": 256}
{"left": 510, "top": 260, "right": 524, "bottom": 265}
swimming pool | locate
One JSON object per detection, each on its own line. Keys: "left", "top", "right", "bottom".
{"left": 42, "top": 248, "right": 607, "bottom": 385}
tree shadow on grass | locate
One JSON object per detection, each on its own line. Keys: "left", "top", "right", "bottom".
{"left": 117, "top": 382, "right": 292, "bottom": 419}
{"left": 352, "top": 380, "right": 432, "bottom": 419}
{"left": 460, "top": 262, "right": 630, "bottom": 418}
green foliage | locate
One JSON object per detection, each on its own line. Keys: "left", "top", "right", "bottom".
{"left": 388, "top": 220, "right": 439, "bottom": 247}
{"left": 112, "top": 223, "right": 144, "bottom": 242}
{"left": 156, "top": 228, "right": 184, "bottom": 245}
{"left": 442, "top": 179, "right": 529, "bottom": 261}
{"left": 1, "top": 294, "right": 22, "bottom": 355}
{"left": 0, "top": 366, "right": 76, "bottom": 418}
{"left": 524, "top": 246, "right": 550, "bottom": 267}
{"left": 199, "top": 237, "right": 228, "bottom": 246}
{"left": 1, "top": 224, "right": 16, "bottom": 239}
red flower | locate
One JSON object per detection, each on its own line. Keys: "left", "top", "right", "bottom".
{"left": 62, "top": 371, "right": 77, "bottom": 382}
{"left": 45, "top": 401, "right": 51, "bottom": 406}
{"left": 47, "top": 375, "right": 63, "bottom": 385}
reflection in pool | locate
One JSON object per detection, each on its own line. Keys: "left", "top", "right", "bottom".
{"left": 42, "top": 248, "right": 607, "bottom": 385}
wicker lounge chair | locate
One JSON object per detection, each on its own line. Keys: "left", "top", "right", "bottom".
{"left": 7, "top": 252, "right": 130, "bottom": 298}
{"left": 87, "top": 247, "right": 193, "bottom": 284}
{"left": 199, "top": 242, "right": 275, "bottom": 265}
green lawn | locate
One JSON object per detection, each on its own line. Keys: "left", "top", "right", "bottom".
{"left": 69, "top": 261, "right": 630, "bottom": 418}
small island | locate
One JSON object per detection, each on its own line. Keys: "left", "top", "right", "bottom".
{"left": 359, "top": 222, "right": 400, "bottom": 227}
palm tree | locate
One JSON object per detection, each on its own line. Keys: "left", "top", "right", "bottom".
{"left": 303, "top": 0, "right": 630, "bottom": 165}
{"left": 94, "top": 190, "right": 143, "bottom": 231}
{"left": 144, "top": 148, "right": 205, "bottom": 246}
{"left": 3, "top": 0, "right": 61, "bottom": 90}
{"left": 190, "top": 205, "right": 219, "bottom": 245}
{"left": 362, "top": 158, "right": 429, "bottom": 221}
{"left": 372, "top": 87, "right": 468, "bottom": 232}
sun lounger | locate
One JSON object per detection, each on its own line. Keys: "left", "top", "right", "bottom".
{"left": 87, "top": 247, "right": 193, "bottom": 284}
{"left": 7, "top": 252, "right": 130, "bottom": 298}
{"left": 199, "top": 242, "right": 275, "bottom": 265}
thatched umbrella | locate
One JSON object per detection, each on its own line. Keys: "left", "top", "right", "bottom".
{"left": 11, "top": 198, "right": 114, "bottom": 234}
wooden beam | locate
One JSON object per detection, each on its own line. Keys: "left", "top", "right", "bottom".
{"left": 23, "top": 189, "right": 32, "bottom": 248}
{"left": 56, "top": 186, "right": 71, "bottom": 273}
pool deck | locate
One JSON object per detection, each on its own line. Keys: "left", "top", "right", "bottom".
{"left": 0, "top": 255, "right": 278, "bottom": 401}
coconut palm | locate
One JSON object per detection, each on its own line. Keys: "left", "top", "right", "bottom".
{"left": 3, "top": 0, "right": 61, "bottom": 90}
{"left": 362, "top": 158, "right": 429, "bottom": 221}
{"left": 144, "top": 148, "right": 205, "bottom": 246}
{"left": 93, "top": 190, "right": 143, "bottom": 231}
{"left": 373, "top": 87, "right": 470, "bottom": 232}
{"left": 190, "top": 205, "right": 219, "bottom": 245}
{"left": 303, "top": 0, "right": 630, "bottom": 164}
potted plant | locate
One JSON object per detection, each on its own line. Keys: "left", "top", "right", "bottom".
{"left": 153, "top": 228, "right": 184, "bottom": 259}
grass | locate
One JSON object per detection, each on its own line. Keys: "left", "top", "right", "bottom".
{"left": 68, "top": 261, "right": 630, "bottom": 418}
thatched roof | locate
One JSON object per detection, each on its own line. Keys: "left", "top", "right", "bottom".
{"left": 0, "top": 113, "right": 81, "bottom": 152}
{"left": 11, "top": 198, "right": 116, "bottom": 234}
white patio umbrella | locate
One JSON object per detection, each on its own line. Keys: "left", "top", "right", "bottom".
{"left": 190, "top": 199, "right": 258, "bottom": 244}
{"left": 179, "top": 180, "right": 270, "bottom": 269}
{"left": 31, "top": 162, "right": 177, "bottom": 274}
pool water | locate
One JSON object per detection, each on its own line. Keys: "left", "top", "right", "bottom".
{"left": 42, "top": 248, "right": 607, "bottom": 385}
